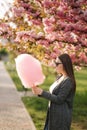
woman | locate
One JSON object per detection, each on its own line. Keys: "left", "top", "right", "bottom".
{"left": 32, "top": 53, "right": 76, "bottom": 130}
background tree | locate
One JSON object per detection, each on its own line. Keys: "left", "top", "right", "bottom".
{"left": 0, "top": 0, "right": 87, "bottom": 67}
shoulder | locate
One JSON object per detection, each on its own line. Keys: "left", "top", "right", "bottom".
{"left": 64, "top": 77, "right": 72, "bottom": 83}
{"left": 61, "top": 77, "right": 73, "bottom": 88}
{"left": 67, "top": 77, "right": 73, "bottom": 85}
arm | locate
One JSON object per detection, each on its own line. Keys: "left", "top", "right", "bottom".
{"left": 40, "top": 79, "right": 73, "bottom": 105}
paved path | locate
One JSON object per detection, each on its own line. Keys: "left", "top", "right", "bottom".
{"left": 0, "top": 61, "right": 36, "bottom": 130}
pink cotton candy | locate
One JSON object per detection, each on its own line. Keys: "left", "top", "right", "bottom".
{"left": 15, "top": 54, "right": 45, "bottom": 88}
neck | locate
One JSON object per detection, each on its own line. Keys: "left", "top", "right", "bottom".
{"left": 62, "top": 72, "right": 68, "bottom": 77}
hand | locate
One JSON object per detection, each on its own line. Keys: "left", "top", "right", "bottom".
{"left": 32, "top": 85, "right": 43, "bottom": 96}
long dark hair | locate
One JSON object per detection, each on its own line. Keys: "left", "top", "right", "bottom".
{"left": 59, "top": 53, "right": 76, "bottom": 93}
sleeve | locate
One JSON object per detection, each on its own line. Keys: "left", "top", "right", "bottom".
{"left": 40, "top": 79, "right": 73, "bottom": 105}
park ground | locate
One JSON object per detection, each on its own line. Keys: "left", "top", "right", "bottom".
{"left": 5, "top": 60, "right": 87, "bottom": 130}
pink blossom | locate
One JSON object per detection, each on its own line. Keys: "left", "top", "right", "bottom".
{"left": 79, "top": 52, "right": 87, "bottom": 63}
{"left": 50, "top": 52, "right": 57, "bottom": 59}
{"left": 43, "top": 17, "right": 55, "bottom": 27}
{"left": 43, "top": 0, "right": 53, "bottom": 9}
{"left": 31, "top": 20, "right": 41, "bottom": 25}
{"left": 45, "top": 32, "right": 57, "bottom": 42}
{"left": 70, "top": 54, "right": 78, "bottom": 63}
{"left": 0, "top": 0, "right": 87, "bottom": 67}
{"left": 36, "top": 39, "right": 49, "bottom": 47}
{"left": 12, "top": 7, "right": 25, "bottom": 17}
{"left": 44, "top": 26, "right": 55, "bottom": 34}
{"left": 74, "top": 66, "right": 81, "bottom": 71}
{"left": 36, "top": 32, "right": 44, "bottom": 39}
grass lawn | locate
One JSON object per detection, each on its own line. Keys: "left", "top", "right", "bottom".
{"left": 5, "top": 61, "right": 25, "bottom": 91}
{"left": 5, "top": 62, "right": 87, "bottom": 130}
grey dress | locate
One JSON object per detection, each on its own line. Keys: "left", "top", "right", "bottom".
{"left": 40, "top": 77, "right": 75, "bottom": 130}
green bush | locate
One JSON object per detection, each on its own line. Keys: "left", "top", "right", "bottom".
{"left": 0, "top": 48, "right": 8, "bottom": 56}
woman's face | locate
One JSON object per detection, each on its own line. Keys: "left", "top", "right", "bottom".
{"left": 55, "top": 58, "right": 64, "bottom": 74}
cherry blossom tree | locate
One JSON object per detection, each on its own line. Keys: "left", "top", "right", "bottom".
{"left": 0, "top": 0, "right": 87, "bottom": 67}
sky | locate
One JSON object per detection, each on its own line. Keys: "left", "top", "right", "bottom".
{"left": 0, "top": 0, "right": 14, "bottom": 18}
{"left": 0, "top": 0, "right": 14, "bottom": 44}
